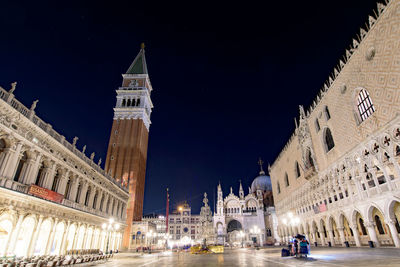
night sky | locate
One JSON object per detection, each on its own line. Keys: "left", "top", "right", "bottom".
{"left": 1, "top": 0, "right": 378, "bottom": 214}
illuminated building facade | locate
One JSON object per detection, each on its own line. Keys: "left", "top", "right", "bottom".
{"left": 270, "top": 0, "right": 400, "bottom": 248}
{"left": 0, "top": 83, "right": 129, "bottom": 257}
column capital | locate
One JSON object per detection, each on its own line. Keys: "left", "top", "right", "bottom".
{"left": 364, "top": 221, "right": 376, "bottom": 228}
{"left": 337, "top": 227, "right": 345, "bottom": 231}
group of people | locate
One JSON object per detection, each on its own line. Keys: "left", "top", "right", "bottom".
{"left": 289, "top": 234, "right": 309, "bottom": 257}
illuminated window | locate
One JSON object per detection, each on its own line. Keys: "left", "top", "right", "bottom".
{"left": 357, "top": 89, "right": 375, "bottom": 121}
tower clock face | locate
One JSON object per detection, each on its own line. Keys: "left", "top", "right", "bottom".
{"left": 183, "top": 227, "right": 189, "bottom": 233}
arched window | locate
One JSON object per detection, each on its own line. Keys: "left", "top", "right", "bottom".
{"left": 92, "top": 192, "right": 98, "bottom": 209}
{"left": 137, "top": 98, "right": 141, "bottom": 106}
{"left": 75, "top": 183, "right": 82, "bottom": 203}
{"left": 359, "top": 218, "right": 367, "bottom": 235}
{"left": 396, "top": 145, "right": 400, "bottom": 156}
{"left": 65, "top": 178, "right": 72, "bottom": 199}
{"left": 35, "top": 164, "right": 44, "bottom": 186}
{"left": 357, "top": 89, "right": 375, "bottom": 122}
{"left": 132, "top": 99, "right": 136, "bottom": 106}
{"left": 284, "top": 173, "right": 289, "bottom": 187}
{"left": 99, "top": 195, "right": 104, "bottom": 211}
{"left": 277, "top": 182, "right": 281, "bottom": 194}
{"left": 84, "top": 187, "right": 91, "bottom": 206}
{"left": 14, "top": 152, "right": 27, "bottom": 182}
{"left": 121, "top": 99, "right": 126, "bottom": 107}
{"left": 306, "top": 149, "right": 314, "bottom": 169}
{"left": 324, "top": 128, "right": 335, "bottom": 152}
{"left": 324, "top": 106, "right": 331, "bottom": 120}
{"left": 106, "top": 199, "right": 110, "bottom": 213}
{"left": 374, "top": 215, "right": 385, "bottom": 235}
{"left": 127, "top": 99, "right": 131, "bottom": 107}
{"left": 315, "top": 119, "right": 320, "bottom": 132}
{"left": 51, "top": 171, "right": 60, "bottom": 192}
{"left": 295, "top": 161, "right": 301, "bottom": 178}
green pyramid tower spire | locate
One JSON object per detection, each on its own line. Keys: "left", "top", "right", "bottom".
{"left": 126, "top": 43, "right": 148, "bottom": 75}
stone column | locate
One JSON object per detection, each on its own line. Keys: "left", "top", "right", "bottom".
{"left": 41, "top": 164, "right": 56, "bottom": 189}
{"left": 6, "top": 142, "right": 23, "bottom": 180}
{"left": 96, "top": 191, "right": 103, "bottom": 210}
{"left": 337, "top": 227, "right": 346, "bottom": 246}
{"left": 69, "top": 178, "right": 80, "bottom": 202}
{"left": 82, "top": 225, "right": 89, "bottom": 249}
{"left": 20, "top": 158, "right": 36, "bottom": 184}
{"left": 45, "top": 218, "right": 59, "bottom": 254}
{"left": 89, "top": 227, "right": 96, "bottom": 249}
{"left": 56, "top": 170, "right": 69, "bottom": 195}
{"left": 365, "top": 222, "right": 380, "bottom": 247}
{"left": 60, "top": 221, "right": 71, "bottom": 255}
{"left": 318, "top": 231, "right": 326, "bottom": 246}
{"left": 327, "top": 228, "right": 335, "bottom": 246}
{"left": 7, "top": 213, "right": 25, "bottom": 255}
{"left": 0, "top": 147, "right": 15, "bottom": 178}
{"left": 72, "top": 223, "right": 81, "bottom": 249}
{"left": 387, "top": 219, "right": 400, "bottom": 248}
{"left": 25, "top": 154, "right": 43, "bottom": 185}
{"left": 349, "top": 224, "right": 361, "bottom": 247}
{"left": 79, "top": 183, "right": 89, "bottom": 205}
{"left": 88, "top": 188, "right": 96, "bottom": 208}
{"left": 27, "top": 215, "right": 44, "bottom": 256}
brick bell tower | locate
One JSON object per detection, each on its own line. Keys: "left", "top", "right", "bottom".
{"left": 105, "top": 43, "right": 154, "bottom": 248}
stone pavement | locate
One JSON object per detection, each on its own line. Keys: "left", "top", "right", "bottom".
{"left": 97, "top": 247, "right": 400, "bottom": 266}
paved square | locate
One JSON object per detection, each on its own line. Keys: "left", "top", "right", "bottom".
{"left": 98, "top": 247, "right": 400, "bottom": 267}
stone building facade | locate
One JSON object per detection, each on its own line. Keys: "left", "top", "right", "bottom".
{"left": 105, "top": 44, "right": 154, "bottom": 248}
{"left": 213, "top": 164, "right": 279, "bottom": 246}
{"left": 270, "top": 0, "right": 400, "bottom": 248}
{"left": 0, "top": 83, "right": 129, "bottom": 257}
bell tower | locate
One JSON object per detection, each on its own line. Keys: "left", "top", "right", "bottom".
{"left": 105, "top": 43, "right": 154, "bottom": 249}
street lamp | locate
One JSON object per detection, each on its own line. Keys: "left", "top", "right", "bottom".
{"left": 102, "top": 218, "right": 120, "bottom": 255}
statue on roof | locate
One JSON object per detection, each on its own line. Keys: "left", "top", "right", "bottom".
{"left": 9, "top": 82, "right": 17, "bottom": 94}
{"left": 30, "top": 100, "right": 39, "bottom": 111}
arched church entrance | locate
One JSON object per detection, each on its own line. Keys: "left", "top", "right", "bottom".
{"left": 226, "top": 220, "right": 242, "bottom": 245}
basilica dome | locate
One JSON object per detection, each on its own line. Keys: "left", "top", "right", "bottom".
{"left": 251, "top": 171, "right": 272, "bottom": 193}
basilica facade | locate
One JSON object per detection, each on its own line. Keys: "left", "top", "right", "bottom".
{"left": 270, "top": 0, "right": 400, "bottom": 248}
{"left": 213, "top": 164, "right": 279, "bottom": 246}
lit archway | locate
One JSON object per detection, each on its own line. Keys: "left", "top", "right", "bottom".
{"left": 66, "top": 223, "right": 76, "bottom": 251}
{"left": 52, "top": 222, "right": 65, "bottom": 255}
{"left": 76, "top": 225, "right": 85, "bottom": 249}
{"left": 33, "top": 219, "right": 52, "bottom": 255}
{"left": 0, "top": 216, "right": 13, "bottom": 256}
{"left": 85, "top": 227, "right": 93, "bottom": 249}
{"left": 15, "top": 216, "right": 36, "bottom": 257}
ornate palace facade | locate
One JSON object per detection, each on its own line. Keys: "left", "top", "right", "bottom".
{"left": 0, "top": 83, "right": 129, "bottom": 257}
{"left": 270, "top": 0, "right": 400, "bottom": 248}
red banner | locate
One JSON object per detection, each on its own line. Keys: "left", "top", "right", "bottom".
{"left": 28, "top": 185, "right": 64, "bottom": 203}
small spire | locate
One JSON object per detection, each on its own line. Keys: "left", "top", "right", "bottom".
{"left": 126, "top": 43, "right": 148, "bottom": 74}
{"left": 258, "top": 158, "right": 265, "bottom": 175}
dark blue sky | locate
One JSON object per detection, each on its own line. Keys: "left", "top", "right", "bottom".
{"left": 1, "top": 0, "right": 378, "bottom": 214}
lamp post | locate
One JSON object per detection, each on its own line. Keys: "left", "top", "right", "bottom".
{"left": 102, "top": 218, "right": 120, "bottom": 255}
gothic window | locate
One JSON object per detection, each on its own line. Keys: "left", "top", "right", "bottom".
{"left": 122, "top": 99, "right": 126, "bottom": 107}
{"left": 324, "top": 128, "right": 335, "bottom": 152}
{"left": 359, "top": 218, "right": 367, "bottom": 235}
{"left": 306, "top": 149, "right": 314, "bottom": 169}
{"left": 324, "top": 106, "right": 331, "bottom": 120}
{"left": 396, "top": 145, "right": 400, "bottom": 156}
{"left": 84, "top": 187, "right": 91, "bottom": 206}
{"left": 375, "top": 215, "right": 385, "bottom": 235}
{"left": 65, "top": 178, "right": 72, "bottom": 199}
{"left": 277, "top": 182, "right": 281, "bottom": 194}
{"left": 295, "top": 161, "right": 301, "bottom": 178}
{"left": 315, "top": 119, "right": 320, "bottom": 132}
{"left": 284, "top": 173, "right": 289, "bottom": 187}
{"left": 14, "top": 152, "right": 27, "bottom": 182}
{"left": 75, "top": 183, "right": 82, "bottom": 203}
{"left": 357, "top": 89, "right": 375, "bottom": 122}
